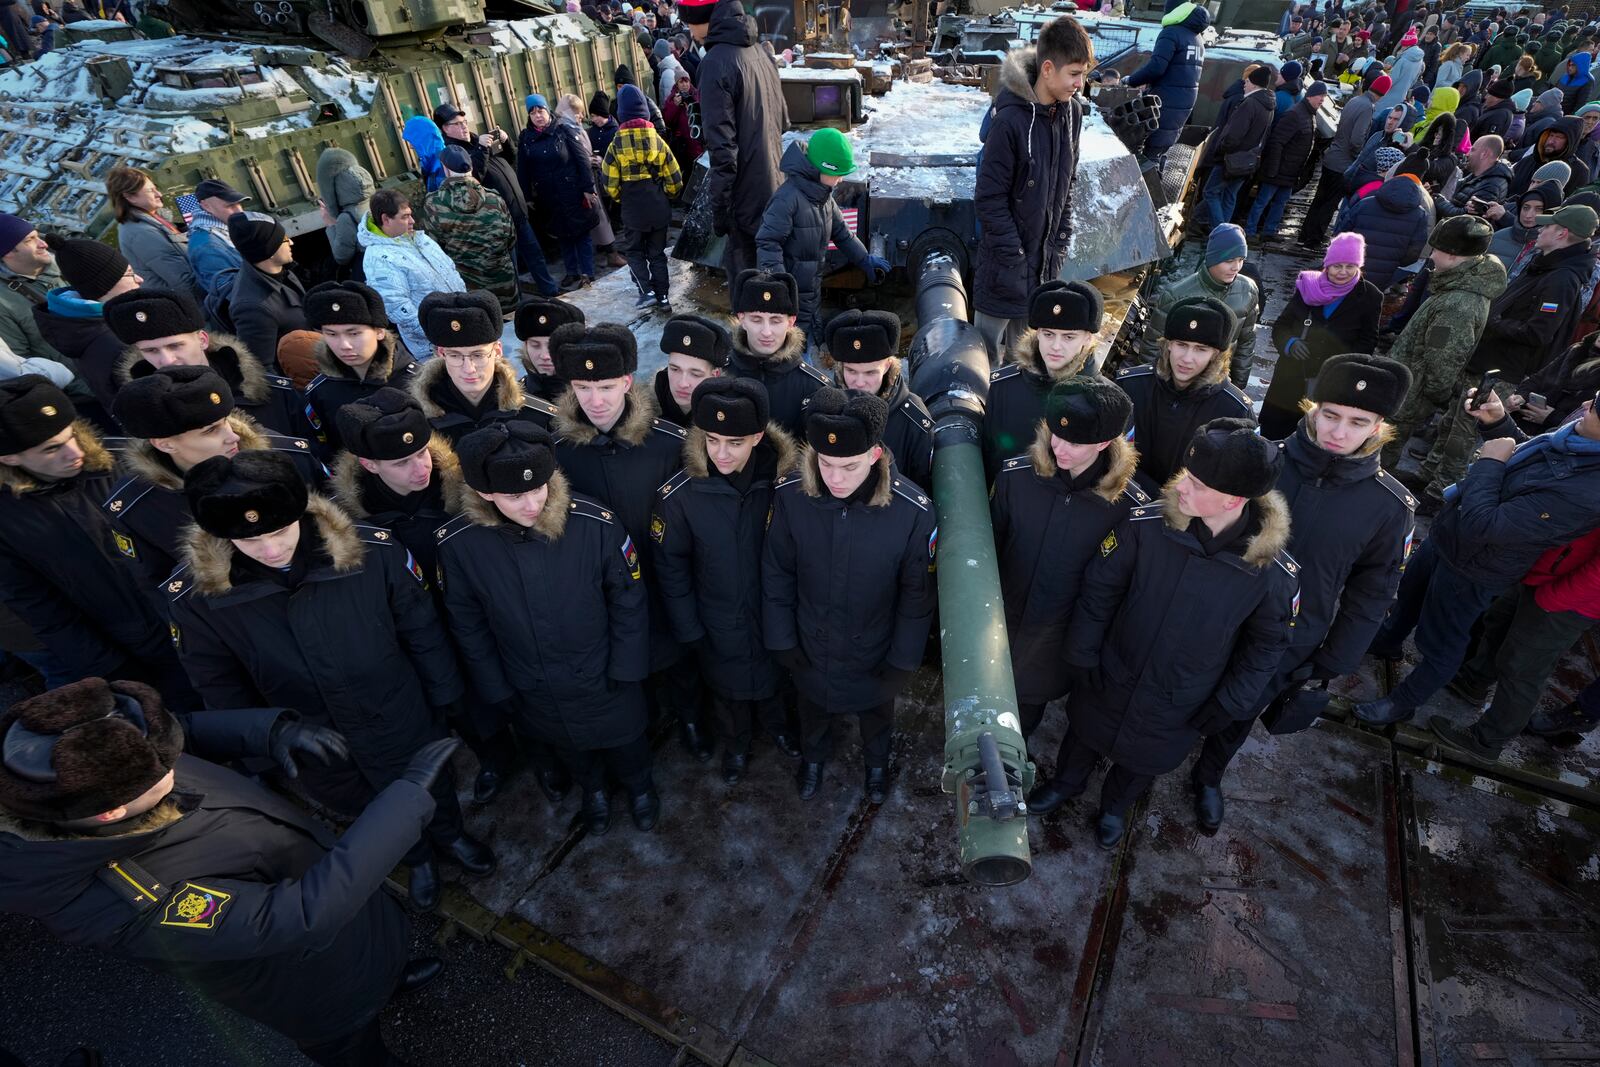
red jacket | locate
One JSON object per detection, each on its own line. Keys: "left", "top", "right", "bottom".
{"left": 1525, "top": 526, "right": 1600, "bottom": 619}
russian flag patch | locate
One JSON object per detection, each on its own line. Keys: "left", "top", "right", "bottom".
{"left": 1540, "top": 302, "right": 1560, "bottom": 313}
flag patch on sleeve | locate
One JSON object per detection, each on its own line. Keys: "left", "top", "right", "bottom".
{"left": 1540, "top": 302, "right": 1560, "bottom": 313}
{"left": 621, "top": 535, "right": 641, "bottom": 580}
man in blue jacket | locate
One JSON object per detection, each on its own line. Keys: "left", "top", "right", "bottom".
{"left": 185, "top": 178, "right": 247, "bottom": 302}
{"left": 1124, "top": 0, "right": 1210, "bottom": 166}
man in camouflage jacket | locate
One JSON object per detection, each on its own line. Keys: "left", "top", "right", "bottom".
{"left": 421, "top": 147, "right": 517, "bottom": 309}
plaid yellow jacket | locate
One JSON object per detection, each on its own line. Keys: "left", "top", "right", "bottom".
{"left": 602, "top": 122, "right": 684, "bottom": 202}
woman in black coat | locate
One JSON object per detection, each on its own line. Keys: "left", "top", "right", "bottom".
{"left": 1259, "top": 234, "right": 1385, "bottom": 439}
{"left": 517, "top": 93, "right": 599, "bottom": 288}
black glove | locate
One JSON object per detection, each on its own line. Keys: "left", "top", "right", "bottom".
{"left": 267, "top": 718, "right": 349, "bottom": 779}
{"left": 775, "top": 646, "right": 809, "bottom": 674}
{"left": 1187, "top": 700, "right": 1235, "bottom": 737}
{"left": 401, "top": 737, "right": 461, "bottom": 792}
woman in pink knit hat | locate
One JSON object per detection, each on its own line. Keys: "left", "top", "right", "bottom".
{"left": 1258, "top": 230, "right": 1385, "bottom": 438}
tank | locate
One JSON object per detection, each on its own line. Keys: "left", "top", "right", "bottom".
{"left": 0, "top": 2, "right": 643, "bottom": 256}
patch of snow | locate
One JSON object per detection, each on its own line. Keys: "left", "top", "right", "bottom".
{"left": 301, "top": 67, "right": 378, "bottom": 118}
{"left": 780, "top": 66, "right": 863, "bottom": 84}
{"left": 855, "top": 79, "right": 989, "bottom": 159}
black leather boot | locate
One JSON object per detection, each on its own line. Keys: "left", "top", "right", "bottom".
{"left": 770, "top": 731, "right": 801, "bottom": 759}
{"left": 1096, "top": 811, "right": 1128, "bottom": 850}
{"left": 444, "top": 833, "right": 497, "bottom": 877}
{"left": 796, "top": 761, "right": 824, "bottom": 800}
{"left": 408, "top": 859, "right": 441, "bottom": 911}
{"left": 582, "top": 789, "right": 611, "bottom": 835}
{"left": 397, "top": 957, "right": 443, "bottom": 994}
{"left": 1192, "top": 778, "right": 1224, "bottom": 832}
{"left": 722, "top": 750, "right": 748, "bottom": 784}
{"left": 680, "top": 721, "right": 714, "bottom": 762}
{"left": 1025, "top": 779, "right": 1082, "bottom": 816}
{"left": 864, "top": 765, "right": 888, "bottom": 805}
{"left": 472, "top": 768, "right": 505, "bottom": 806}
{"left": 537, "top": 765, "right": 572, "bottom": 803}
{"left": 630, "top": 788, "right": 661, "bottom": 831}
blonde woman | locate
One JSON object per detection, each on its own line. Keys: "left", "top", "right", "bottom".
{"left": 104, "top": 165, "right": 200, "bottom": 299}
{"left": 1434, "top": 42, "right": 1472, "bottom": 90}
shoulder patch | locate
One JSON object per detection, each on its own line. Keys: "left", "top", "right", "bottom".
{"left": 267, "top": 376, "right": 295, "bottom": 391}
{"left": 658, "top": 468, "right": 691, "bottom": 499}
{"left": 774, "top": 473, "right": 803, "bottom": 491}
{"left": 304, "top": 374, "right": 331, "bottom": 394}
{"left": 1220, "top": 381, "right": 1251, "bottom": 407}
{"left": 1115, "top": 365, "right": 1155, "bottom": 380}
{"left": 799, "top": 362, "right": 830, "bottom": 384}
{"left": 1122, "top": 481, "right": 1152, "bottom": 505}
{"left": 164, "top": 565, "right": 196, "bottom": 602}
{"left": 568, "top": 498, "right": 616, "bottom": 524}
{"left": 159, "top": 881, "right": 233, "bottom": 931}
{"left": 990, "top": 364, "right": 1023, "bottom": 383}
{"left": 102, "top": 476, "right": 158, "bottom": 517}
{"left": 1128, "top": 504, "right": 1163, "bottom": 521}
{"left": 1274, "top": 547, "right": 1302, "bottom": 579}
{"left": 999, "top": 455, "right": 1030, "bottom": 473}
{"left": 1374, "top": 469, "right": 1417, "bottom": 510}
{"left": 890, "top": 477, "right": 931, "bottom": 511}
{"left": 651, "top": 418, "right": 687, "bottom": 440}
{"left": 355, "top": 524, "right": 399, "bottom": 546}
{"left": 262, "top": 433, "right": 316, "bottom": 455}
{"left": 523, "top": 396, "right": 558, "bottom": 416}
{"left": 434, "top": 513, "right": 473, "bottom": 546}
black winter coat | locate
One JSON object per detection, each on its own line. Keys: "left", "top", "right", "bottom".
{"left": 1509, "top": 117, "right": 1594, "bottom": 195}
{"left": 991, "top": 434, "right": 1150, "bottom": 705}
{"left": 1259, "top": 278, "right": 1385, "bottom": 439}
{"left": 517, "top": 120, "right": 597, "bottom": 241}
{"left": 1339, "top": 176, "right": 1432, "bottom": 290}
{"left": 1467, "top": 239, "right": 1596, "bottom": 381}
{"left": 451, "top": 133, "right": 530, "bottom": 224}
{"left": 825, "top": 358, "right": 935, "bottom": 490}
{"left": 327, "top": 438, "right": 464, "bottom": 581}
{"left": 1437, "top": 160, "right": 1514, "bottom": 216}
{"left": 1123, "top": 1, "right": 1210, "bottom": 158}
{"left": 0, "top": 425, "right": 171, "bottom": 677}
{"left": 652, "top": 424, "right": 798, "bottom": 700}
{"left": 1202, "top": 86, "right": 1275, "bottom": 171}
{"left": 435, "top": 474, "right": 650, "bottom": 750}
{"left": 1472, "top": 98, "right": 1515, "bottom": 142}
{"left": 33, "top": 299, "right": 124, "bottom": 414}
{"left": 1259, "top": 97, "right": 1319, "bottom": 187}
{"left": 973, "top": 46, "right": 1083, "bottom": 319}
{"left": 1118, "top": 357, "right": 1253, "bottom": 493}
{"left": 0, "top": 742, "right": 429, "bottom": 1046}
{"left": 304, "top": 334, "right": 419, "bottom": 453}
{"left": 410, "top": 354, "right": 557, "bottom": 447}
{"left": 755, "top": 141, "right": 871, "bottom": 329}
{"left": 1062, "top": 489, "right": 1299, "bottom": 775}
{"left": 168, "top": 496, "right": 462, "bottom": 791}
{"left": 980, "top": 328, "right": 1096, "bottom": 480}
{"left": 1516, "top": 336, "right": 1600, "bottom": 428}
{"left": 762, "top": 452, "right": 937, "bottom": 714}
{"left": 228, "top": 263, "right": 306, "bottom": 376}
{"left": 727, "top": 327, "right": 830, "bottom": 436}
{"left": 117, "top": 336, "right": 316, "bottom": 445}
{"left": 698, "top": 0, "right": 789, "bottom": 238}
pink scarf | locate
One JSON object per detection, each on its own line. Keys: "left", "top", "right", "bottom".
{"left": 1294, "top": 267, "right": 1359, "bottom": 306}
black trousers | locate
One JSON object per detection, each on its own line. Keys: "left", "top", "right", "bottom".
{"left": 557, "top": 733, "right": 654, "bottom": 795}
{"left": 709, "top": 691, "right": 786, "bottom": 754}
{"left": 721, "top": 226, "right": 759, "bottom": 282}
{"left": 1051, "top": 727, "right": 1154, "bottom": 817}
{"left": 299, "top": 1016, "right": 396, "bottom": 1067}
{"left": 798, "top": 698, "right": 893, "bottom": 766}
{"left": 1456, "top": 584, "right": 1594, "bottom": 747}
{"left": 1018, "top": 701, "right": 1047, "bottom": 739}
{"left": 625, "top": 226, "right": 670, "bottom": 298}
{"left": 300, "top": 758, "right": 465, "bottom": 867}
{"left": 451, "top": 703, "right": 517, "bottom": 776}
{"left": 1192, "top": 716, "right": 1256, "bottom": 787}
{"left": 1298, "top": 162, "right": 1348, "bottom": 246}
{"left": 648, "top": 656, "right": 704, "bottom": 727}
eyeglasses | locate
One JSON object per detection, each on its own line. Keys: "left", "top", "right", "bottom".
{"left": 441, "top": 349, "right": 498, "bottom": 365}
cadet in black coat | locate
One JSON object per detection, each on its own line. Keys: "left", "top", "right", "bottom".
{"left": 410, "top": 292, "right": 558, "bottom": 448}
{"left": 763, "top": 387, "right": 938, "bottom": 804}
{"left": 513, "top": 298, "right": 586, "bottom": 404}
{"left": 0, "top": 678, "right": 454, "bottom": 1065}
{"left": 104, "top": 367, "right": 325, "bottom": 588}
{"left": 302, "top": 280, "right": 419, "bottom": 453}
{"left": 105, "top": 289, "right": 317, "bottom": 447}
{"left": 652, "top": 378, "right": 801, "bottom": 783}
{"left": 654, "top": 313, "right": 733, "bottom": 429}
{"left": 725, "top": 271, "right": 828, "bottom": 436}
{"left": 0, "top": 379, "right": 189, "bottom": 701}
{"left": 991, "top": 377, "right": 1150, "bottom": 737}
{"left": 820, "top": 310, "right": 935, "bottom": 490}
{"left": 1029, "top": 419, "right": 1298, "bottom": 849}
{"left": 1192, "top": 357, "right": 1415, "bottom": 829}
{"left": 1119, "top": 296, "right": 1254, "bottom": 493}
{"left": 166, "top": 452, "right": 494, "bottom": 912}
{"left": 982, "top": 280, "right": 1104, "bottom": 480}
{"left": 436, "top": 424, "right": 657, "bottom": 835}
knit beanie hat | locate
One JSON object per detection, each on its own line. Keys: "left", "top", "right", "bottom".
{"left": 227, "top": 214, "right": 288, "bottom": 265}
{"left": 1247, "top": 64, "right": 1274, "bottom": 88}
{"left": 617, "top": 84, "right": 651, "bottom": 123}
{"left": 1205, "top": 223, "right": 1249, "bottom": 266}
{"left": 1370, "top": 73, "right": 1393, "bottom": 95}
{"left": 1324, "top": 231, "right": 1366, "bottom": 267}
{"left": 1486, "top": 77, "right": 1513, "bottom": 97}
{"left": 1281, "top": 59, "right": 1303, "bottom": 81}
{"left": 439, "top": 145, "right": 473, "bottom": 174}
{"left": 1511, "top": 87, "right": 1534, "bottom": 109}
{"left": 1374, "top": 145, "right": 1407, "bottom": 172}
{"left": 44, "top": 236, "right": 129, "bottom": 302}
{"left": 806, "top": 128, "right": 856, "bottom": 176}
{"left": 590, "top": 91, "right": 611, "bottom": 119}
{"left": 525, "top": 92, "right": 549, "bottom": 112}
{"left": 0, "top": 212, "right": 34, "bottom": 260}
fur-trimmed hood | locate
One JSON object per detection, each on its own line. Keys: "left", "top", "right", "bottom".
{"left": 328, "top": 437, "right": 465, "bottom": 520}
{"left": 553, "top": 382, "right": 658, "bottom": 447}
{"left": 797, "top": 446, "right": 895, "bottom": 506}
{"left": 459, "top": 468, "right": 572, "bottom": 541}
{"left": 1159, "top": 481, "right": 1292, "bottom": 569}
{"left": 115, "top": 335, "right": 273, "bottom": 406}
{"left": 996, "top": 46, "right": 1042, "bottom": 105}
{"left": 1011, "top": 330, "right": 1093, "bottom": 383}
{"left": 683, "top": 421, "right": 800, "bottom": 480}
{"left": 120, "top": 414, "right": 274, "bottom": 492}
{"left": 1154, "top": 339, "right": 1233, "bottom": 391}
{"left": 732, "top": 326, "right": 807, "bottom": 370}
{"left": 411, "top": 353, "right": 525, "bottom": 420}
{"left": 182, "top": 494, "right": 363, "bottom": 596}
{"left": 313, "top": 332, "right": 406, "bottom": 384}
{"left": 0, "top": 421, "right": 114, "bottom": 495}
{"left": 1028, "top": 425, "right": 1140, "bottom": 504}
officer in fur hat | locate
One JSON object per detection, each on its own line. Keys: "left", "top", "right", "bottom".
{"left": 991, "top": 376, "right": 1149, "bottom": 738}
{"left": 104, "top": 288, "right": 318, "bottom": 446}
{"left": 984, "top": 281, "right": 1105, "bottom": 480}
{"left": 821, "top": 309, "right": 934, "bottom": 489}
{"left": 652, "top": 378, "right": 803, "bottom": 783}
{"left": 409, "top": 290, "right": 557, "bottom": 446}
{"left": 726, "top": 270, "right": 828, "bottom": 436}
{"left": 0, "top": 377, "right": 191, "bottom": 702}
{"left": 654, "top": 313, "right": 732, "bottom": 428}
{"left": 436, "top": 423, "right": 658, "bottom": 834}
{"left": 763, "top": 386, "right": 938, "bottom": 804}
{"left": 513, "top": 297, "right": 586, "bottom": 403}
{"left": 1029, "top": 418, "right": 1299, "bottom": 849}
{"left": 302, "top": 280, "right": 419, "bottom": 452}
{"left": 0, "top": 677, "right": 459, "bottom": 1066}
{"left": 104, "top": 366, "right": 325, "bottom": 586}
{"left": 166, "top": 451, "right": 495, "bottom": 911}
{"left": 1191, "top": 356, "right": 1415, "bottom": 830}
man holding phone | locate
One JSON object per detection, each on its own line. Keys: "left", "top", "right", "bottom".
{"left": 1435, "top": 136, "right": 1512, "bottom": 219}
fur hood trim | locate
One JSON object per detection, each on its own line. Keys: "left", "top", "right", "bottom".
{"left": 328, "top": 437, "right": 464, "bottom": 520}
{"left": 411, "top": 353, "right": 525, "bottom": 420}
{"left": 115, "top": 335, "right": 272, "bottom": 405}
{"left": 798, "top": 446, "right": 894, "bottom": 506}
{"left": 1028, "top": 425, "right": 1139, "bottom": 504}
{"left": 120, "top": 413, "right": 273, "bottom": 491}
{"left": 733, "top": 326, "right": 807, "bottom": 369}
{"left": 313, "top": 333, "right": 403, "bottom": 383}
{"left": 460, "top": 468, "right": 572, "bottom": 541}
{"left": 183, "top": 494, "right": 362, "bottom": 596}
{"left": 1011, "top": 330, "right": 1093, "bottom": 382}
{"left": 0, "top": 421, "right": 114, "bottom": 495}
{"left": 1160, "top": 481, "right": 1292, "bottom": 569}
{"left": 553, "top": 381, "right": 658, "bottom": 447}
{"left": 998, "top": 46, "right": 1041, "bottom": 102}
{"left": 683, "top": 421, "right": 800, "bottom": 480}
{"left": 1154, "top": 338, "right": 1233, "bottom": 391}
{"left": 0, "top": 797, "right": 186, "bottom": 842}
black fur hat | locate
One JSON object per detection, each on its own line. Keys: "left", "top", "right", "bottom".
{"left": 691, "top": 377, "right": 769, "bottom": 437}
{"left": 661, "top": 314, "right": 733, "bottom": 368}
{"left": 550, "top": 322, "right": 639, "bottom": 381}
{"left": 0, "top": 679, "right": 183, "bottom": 823}
{"left": 1311, "top": 354, "right": 1413, "bottom": 419}
{"left": 335, "top": 387, "right": 433, "bottom": 461}
{"left": 1042, "top": 375, "right": 1134, "bottom": 444}
{"left": 1429, "top": 215, "right": 1494, "bottom": 257}
{"left": 0, "top": 375, "right": 76, "bottom": 454}
{"left": 1028, "top": 280, "right": 1104, "bottom": 333}
{"left": 824, "top": 309, "right": 900, "bottom": 363}
{"left": 1163, "top": 296, "right": 1237, "bottom": 351}
{"left": 103, "top": 289, "right": 206, "bottom": 344}
{"left": 514, "top": 298, "right": 586, "bottom": 340}
{"left": 1183, "top": 417, "right": 1282, "bottom": 498}
{"left": 185, "top": 450, "right": 310, "bottom": 539}
{"left": 112, "top": 366, "right": 235, "bottom": 439}
{"left": 731, "top": 269, "right": 799, "bottom": 316}
{"left": 419, "top": 290, "right": 503, "bottom": 348}
{"left": 304, "top": 280, "right": 389, "bottom": 330}
{"left": 456, "top": 421, "right": 557, "bottom": 494}
{"left": 805, "top": 386, "right": 888, "bottom": 457}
